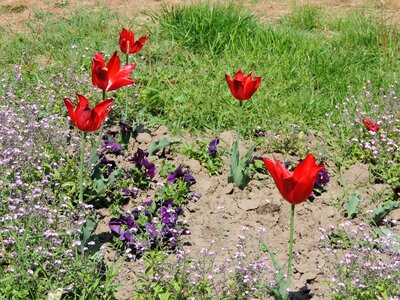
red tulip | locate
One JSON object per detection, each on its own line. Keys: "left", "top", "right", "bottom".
{"left": 262, "top": 154, "right": 325, "bottom": 205}
{"left": 362, "top": 118, "right": 380, "bottom": 132}
{"left": 92, "top": 51, "right": 136, "bottom": 91}
{"left": 119, "top": 28, "right": 149, "bottom": 54}
{"left": 64, "top": 93, "right": 113, "bottom": 132}
{"left": 225, "top": 70, "right": 262, "bottom": 101}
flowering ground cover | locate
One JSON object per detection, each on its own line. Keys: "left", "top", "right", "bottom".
{"left": 0, "top": 1, "right": 399, "bottom": 299}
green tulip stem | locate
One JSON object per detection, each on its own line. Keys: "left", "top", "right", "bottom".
{"left": 95, "top": 90, "right": 107, "bottom": 150}
{"left": 79, "top": 132, "right": 87, "bottom": 203}
{"left": 287, "top": 203, "right": 296, "bottom": 289}
{"left": 123, "top": 42, "right": 130, "bottom": 122}
{"left": 237, "top": 101, "right": 244, "bottom": 146}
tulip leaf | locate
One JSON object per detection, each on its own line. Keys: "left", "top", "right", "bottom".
{"left": 228, "top": 141, "right": 256, "bottom": 190}
{"left": 80, "top": 215, "right": 97, "bottom": 247}
{"left": 370, "top": 200, "right": 400, "bottom": 225}
{"left": 375, "top": 228, "right": 400, "bottom": 251}
{"left": 80, "top": 214, "right": 100, "bottom": 256}
{"left": 259, "top": 241, "right": 288, "bottom": 299}
{"left": 107, "top": 167, "right": 122, "bottom": 183}
{"left": 89, "top": 140, "right": 100, "bottom": 168}
{"left": 344, "top": 193, "right": 363, "bottom": 219}
{"left": 148, "top": 137, "right": 180, "bottom": 155}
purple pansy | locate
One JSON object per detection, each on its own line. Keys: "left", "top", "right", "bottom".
{"left": 167, "top": 166, "right": 196, "bottom": 185}
{"left": 119, "top": 121, "right": 133, "bottom": 135}
{"left": 97, "top": 153, "right": 118, "bottom": 178}
{"left": 207, "top": 138, "right": 220, "bottom": 156}
{"left": 130, "top": 148, "right": 156, "bottom": 179}
{"left": 109, "top": 196, "right": 189, "bottom": 255}
{"left": 101, "top": 139, "right": 122, "bottom": 154}
{"left": 315, "top": 168, "right": 330, "bottom": 189}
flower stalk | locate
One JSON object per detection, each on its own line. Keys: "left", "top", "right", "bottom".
{"left": 79, "top": 132, "right": 87, "bottom": 202}
{"left": 287, "top": 204, "right": 295, "bottom": 288}
{"left": 237, "top": 101, "right": 243, "bottom": 145}
{"left": 124, "top": 41, "right": 130, "bottom": 122}
{"left": 95, "top": 89, "right": 107, "bottom": 151}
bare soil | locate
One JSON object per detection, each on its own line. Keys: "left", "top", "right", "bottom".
{"left": 93, "top": 126, "right": 398, "bottom": 299}
{"left": 1, "top": 0, "right": 400, "bottom": 32}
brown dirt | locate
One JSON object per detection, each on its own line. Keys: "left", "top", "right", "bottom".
{"left": 92, "top": 126, "right": 396, "bottom": 299}
{"left": 1, "top": 0, "right": 400, "bottom": 32}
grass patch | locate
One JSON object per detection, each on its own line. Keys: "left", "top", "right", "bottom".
{"left": 0, "top": 2, "right": 399, "bottom": 138}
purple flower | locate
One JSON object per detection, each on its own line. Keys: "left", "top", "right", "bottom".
{"left": 97, "top": 154, "right": 117, "bottom": 178}
{"left": 145, "top": 222, "right": 157, "bottom": 239}
{"left": 188, "top": 192, "right": 202, "bottom": 202}
{"left": 119, "top": 121, "right": 133, "bottom": 134}
{"left": 143, "top": 200, "right": 153, "bottom": 207}
{"left": 130, "top": 148, "right": 156, "bottom": 178}
{"left": 167, "top": 166, "right": 196, "bottom": 185}
{"left": 121, "top": 187, "right": 138, "bottom": 197}
{"left": 109, "top": 215, "right": 137, "bottom": 243}
{"left": 394, "top": 186, "right": 400, "bottom": 199}
{"left": 315, "top": 168, "right": 330, "bottom": 188}
{"left": 207, "top": 138, "right": 220, "bottom": 156}
{"left": 101, "top": 139, "right": 122, "bottom": 154}
{"left": 254, "top": 126, "right": 266, "bottom": 137}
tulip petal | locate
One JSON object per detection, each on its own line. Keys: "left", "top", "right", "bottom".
{"left": 76, "top": 106, "right": 93, "bottom": 131}
{"left": 293, "top": 154, "right": 324, "bottom": 182}
{"left": 263, "top": 158, "right": 287, "bottom": 198}
{"left": 63, "top": 97, "right": 76, "bottom": 124}
{"left": 93, "top": 52, "right": 105, "bottom": 66}
{"left": 93, "top": 98, "right": 113, "bottom": 121}
{"left": 289, "top": 174, "right": 317, "bottom": 204}
{"left": 92, "top": 57, "right": 108, "bottom": 90}
{"left": 233, "top": 70, "right": 245, "bottom": 81}
{"left": 130, "top": 36, "right": 148, "bottom": 54}
{"left": 76, "top": 93, "right": 89, "bottom": 111}
{"left": 107, "top": 78, "right": 134, "bottom": 92}
{"left": 106, "top": 51, "right": 121, "bottom": 78}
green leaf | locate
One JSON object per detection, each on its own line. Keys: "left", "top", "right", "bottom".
{"left": 107, "top": 167, "right": 122, "bottom": 183}
{"left": 148, "top": 137, "right": 180, "bottom": 155}
{"left": 375, "top": 227, "right": 400, "bottom": 250}
{"left": 89, "top": 140, "right": 100, "bottom": 167}
{"left": 228, "top": 141, "right": 256, "bottom": 189}
{"left": 259, "top": 241, "right": 288, "bottom": 298}
{"left": 93, "top": 178, "right": 106, "bottom": 193}
{"left": 240, "top": 143, "right": 257, "bottom": 168}
{"left": 80, "top": 215, "right": 98, "bottom": 248}
{"left": 344, "top": 193, "right": 362, "bottom": 219}
{"left": 370, "top": 200, "right": 400, "bottom": 225}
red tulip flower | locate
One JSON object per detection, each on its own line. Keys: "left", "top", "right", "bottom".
{"left": 362, "top": 118, "right": 380, "bottom": 132}
{"left": 225, "top": 70, "right": 262, "bottom": 101}
{"left": 262, "top": 154, "right": 325, "bottom": 205}
{"left": 64, "top": 93, "right": 113, "bottom": 132}
{"left": 92, "top": 51, "right": 136, "bottom": 91}
{"left": 119, "top": 28, "right": 149, "bottom": 54}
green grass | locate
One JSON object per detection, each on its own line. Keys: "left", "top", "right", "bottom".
{"left": 0, "top": 2, "right": 399, "bottom": 137}
{"left": 143, "top": 2, "right": 400, "bottom": 134}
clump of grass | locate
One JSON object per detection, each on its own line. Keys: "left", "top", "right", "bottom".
{"left": 155, "top": 3, "right": 261, "bottom": 55}
{"left": 282, "top": 5, "right": 322, "bottom": 31}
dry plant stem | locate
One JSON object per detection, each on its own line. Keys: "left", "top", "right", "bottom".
{"left": 79, "top": 132, "right": 87, "bottom": 202}
{"left": 287, "top": 204, "right": 295, "bottom": 289}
